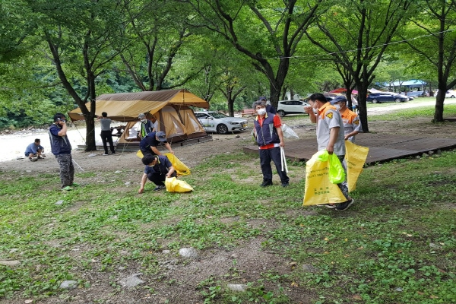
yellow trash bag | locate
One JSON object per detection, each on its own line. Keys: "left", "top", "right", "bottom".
{"left": 136, "top": 150, "right": 144, "bottom": 158}
{"left": 165, "top": 177, "right": 193, "bottom": 193}
{"left": 164, "top": 153, "right": 191, "bottom": 176}
{"left": 345, "top": 141, "right": 369, "bottom": 192}
{"left": 303, "top": 150, "right": 347, "bottom": 206}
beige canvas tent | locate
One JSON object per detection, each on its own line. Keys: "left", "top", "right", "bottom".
{"left": 68, "top": 89, "right": 209, "bottom": 144}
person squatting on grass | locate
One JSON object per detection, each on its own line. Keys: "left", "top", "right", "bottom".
{"left": 305, "top": 93, "right": 354, "bottom": 211}
{"left": 98, "top": 112, "right": 116, "bottom": 156}
{"left": 330, "top": 96, "right": 362, "bottom": 142}
{"left": 25, "top": 138, "right": 45, "bottom": 161}
{"left": 138, "top": 154, "right": 177, "bottom": 193}
{"left": 48, "top": 113, "right": 76, "bottom": 191}
{"left": 253, "top": 99, "right": 290, "bottom": 187}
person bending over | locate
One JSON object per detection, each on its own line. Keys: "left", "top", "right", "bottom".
{"left": 138, "top": 154, "right": 176, "bottom": 193}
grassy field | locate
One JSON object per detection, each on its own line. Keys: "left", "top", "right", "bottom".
{"left": 1, "top": 111, "right": 456, "bottom": 303}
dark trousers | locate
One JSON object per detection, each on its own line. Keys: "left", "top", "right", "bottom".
{"left": 56, "top": 154, "right": 74, "bottom": 187}
{"left": 259, "top": 147, "right": 289, "bottom": 183}
{"left": 147, "top": 171, "right": 177, "bottom": 186}
{"left": 337, "top": 154, "right": 350, "bottom": 202}
{"left": 100, "top": 130, "right": 115, "bottom": 154}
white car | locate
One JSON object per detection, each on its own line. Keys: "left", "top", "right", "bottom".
{"left": 276, "top": 100, "right": 310, "bottom": 117}
{"left": 194, "top": 111, "right": 248, "bottom": 134}
{"left": 435, "top": 89, "right": 456, "bottom": 98}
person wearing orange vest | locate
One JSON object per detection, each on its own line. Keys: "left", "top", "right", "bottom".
{"left": 331, "top": 96, "right": 362, "bottom": 142}
{"left": 304, "top": 93, "right": 354, "bottom": 211}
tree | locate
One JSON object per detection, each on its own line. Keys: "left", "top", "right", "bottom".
{"left": 27, "top": 0, "right": 126, "bottom": 150}
{"left": 305, "top": 0, "right": 412, "bottom": 132}
{"left": 401, "top": 0, "right": 456, "bottom": 122}
{"left": 119, "top": 0, "right": 203, "bottom": 91}
{"left": 180, "top": 0, "right": 323, "bottom": 108}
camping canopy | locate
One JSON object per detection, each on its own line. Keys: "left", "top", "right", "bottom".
{"left": 68, "top": 89, "right": 209, "bottom": 122}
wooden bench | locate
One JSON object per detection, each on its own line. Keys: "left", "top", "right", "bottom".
{"left": 241, "top": 109, "right": 256, "bottom": 117}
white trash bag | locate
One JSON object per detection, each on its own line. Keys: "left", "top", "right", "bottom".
{"left": 281, "top": 124, "right": 299, "bottom": 139}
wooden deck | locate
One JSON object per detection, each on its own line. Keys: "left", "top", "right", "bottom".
{"left": 243, "top": 133, "right": 456, "bottom": 164}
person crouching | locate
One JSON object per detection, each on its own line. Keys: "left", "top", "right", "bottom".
{"left": 253, "top": 100, "right": 289, "bottom": 187}
{"left": 138, "top": 154, "right": 177, "bottom": 193}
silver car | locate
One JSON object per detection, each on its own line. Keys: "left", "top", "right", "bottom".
{"left": 194, "top": 111, "right": 248, "bottom": 134}
{"left": 276, "top": 100, "right": 310, "bottom": 117}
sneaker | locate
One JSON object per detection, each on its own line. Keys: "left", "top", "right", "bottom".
{"left": 154, "top": 185, "right": 165, "bottom": 191}
{"left": 281, "top": 182, "right": 289, "bottom": 187}
{"left": 111, "top": 151, "right": 116, "bottom": 154}
{"left": 38, "top": 156, "right": 45, "bottom": 159}
{"left": 61, "top": 186, "right": 73, "bottom": 191}
{"left": 317, "top": 204, "right": 337, "bottom": 209}
{"left": 336, "top": 199, "right": 354, "bottom": 211}
{"left": 30, "top": 157, "right": 38, "bottom": 162}
{"left": 260, "top": 180, "right": 273, "bottom": 187}
{"left": 103, "top": 153, "right": 109, "bottom": 156}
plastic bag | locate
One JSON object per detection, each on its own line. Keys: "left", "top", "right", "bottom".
{"left": 136, "top": 150, "right": 144, "bottom": 158}
{"left": 317, "top": 150, "right": 345, "bottom": 184}
{"left": 164, "top": 153, "right": 191, "bottom": 176}
{"left": 345, "top": 141, "right": 369, "bottom": 192}
{"left": 303, "top": 150, "right": 346, "bottom": 206}
{"left": 281, "top": 124, "right": 299, "bottom": 139}
{"left": 165, "top": 177, "right": 193, "bottom": 193}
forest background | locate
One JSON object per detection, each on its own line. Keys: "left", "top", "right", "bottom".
{"left": 1, "top": 0, "right": 456, "bottom": 150}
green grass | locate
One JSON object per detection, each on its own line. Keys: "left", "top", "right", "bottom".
{"left": 1, "top": 147, "right": 456, "bottom": 303}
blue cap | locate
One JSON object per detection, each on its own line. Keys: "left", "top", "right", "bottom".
{"left": 156, "top": 131, "right": 167, "bottom": 142}
{"left": 330, "top": 96, "right": 347, "bottom": 105}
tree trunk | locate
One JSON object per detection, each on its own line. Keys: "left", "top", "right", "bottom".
{"left": 227, "top": 89, "right": 234, "bottom": 117}
{"left": 434, "top": 87, "right": 445, "bottom": 122}
{"left": 357, "top": 84, "right": 369, "bottom": 133}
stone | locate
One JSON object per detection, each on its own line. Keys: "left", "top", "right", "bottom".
{"left": 0, "top": 260, "right": 20, "bottom": 266}
{"left": 55, "top": 200, "right": 64, "bottom": 206}
{"left": 60, "top": 280, "right": 78, "bottom": 289}
{"left": 162, "top": 250, "right": 171, "bottom": 254}
{"left": 302, "top": 264, "right": 318, "bottom": 273}
{"left": 119, "top": 274, "right": 144, "bottom": 288}
{"left": 88, "top": 153, "right": 97, "bottom": 157}
{"left": 124, "top": 182, "right": 131, "bottom": 186}
{"left": 179, "top": 247, "right": 198, "bottom": 258}
{"left": 115, "top": 170, "right": 122, "bottom": 173}
{"left": 227, "top": 284, "right": 248, "bottom": 292}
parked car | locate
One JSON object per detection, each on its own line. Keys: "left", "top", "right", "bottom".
{"left": 435, "top": 89, "right": 456, "bottom": 98}
{"left": 366, "top": 92, "right": 408, "bottom": 103}
{"left": 194, "top": 111, "right": 248, "bottom": 134}
{"left": 276, "top": 100, "right": 310, "bottom": 117}
{"left": 407, "top": 91, "right": 424, "bottom": 98}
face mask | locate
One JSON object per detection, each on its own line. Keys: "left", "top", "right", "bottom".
{"left": 257, "top": 108, "right": 266, "bottom": 115}
{"left": 312, "top": 108, "right": 318, "bottom": 114}
{"left": 141, "top": 119, "right": 147, "bottom": 123}
{"left": 334, "top": 105, "right": 340, "bottom": 110}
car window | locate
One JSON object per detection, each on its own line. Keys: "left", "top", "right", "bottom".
{"left": 211, "top": 113, "right": 228, "bottom": 119}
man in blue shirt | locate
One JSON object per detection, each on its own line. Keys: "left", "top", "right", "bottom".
{"left": 139, "top": 131, "right": 174, "bottom": 157}
{"left": 138, "top": 154, "right": 176, "bottom": 193}
{"left": 24, "top": 138, "right": 45, "bottom": 161}
{"left": 48, "top": 113, "right": 75, "bottom": 191}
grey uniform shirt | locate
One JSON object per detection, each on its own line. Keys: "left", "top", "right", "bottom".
{"left": 316, "top": 103, "right": 346, "bottom": 156}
